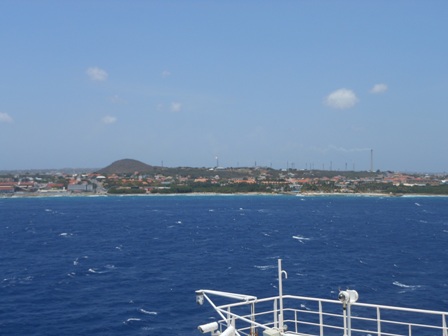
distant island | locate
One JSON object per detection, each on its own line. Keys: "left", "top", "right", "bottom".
{"left": 1, "top": 158, "right": 448, "bottom": 196}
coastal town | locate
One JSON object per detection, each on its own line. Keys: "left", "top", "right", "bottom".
{"left": 1, "top": 159, "right": 447, "bottom": 196}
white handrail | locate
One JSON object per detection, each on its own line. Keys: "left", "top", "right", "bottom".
{"left": 197, "top": 291, "right": 448, "bottom": 336}
{"left": 196, "top": 261, "right": 448, "bottom": 336}
{"left": 197, "top": 289, "right": 257, "bottom": 302}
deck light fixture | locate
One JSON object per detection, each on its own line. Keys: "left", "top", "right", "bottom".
{"left": 196, "top": 291, "right": 204, "bottom": 305}
{"left": 339, "top": 290, "right": 359, "bottom": 336}
{"left": 338, "top": 290, "right": 359, "bottom": 305}
{"left": 197, "top": 322, "right": 218, "bottom": 333}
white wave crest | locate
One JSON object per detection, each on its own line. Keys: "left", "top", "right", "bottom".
{"left": 300, "top": 303, "right": 311, "bottom": 311}
{"left": 88, "top": 265, "right": 115, "bottom": 274}
{"left": 2, "top": 276, "right": 34, "bottom": 285}
{"left": 254, "top": 265, "right": 276, "bottom": 271}
{"left": 393, "top": 281, "right": 412, "bottom": 288}
{"left": 292, "top": 235, "right": 311, "bottom": 243}
{"left": 124, "top": 318, "right": 142, "bottom": 324}
{"left": 59, "top": 232, "right": 73, "bottom": 237}
{"left": 393, "top": 281, "right": 421, "bottom": 290}
{"left": 140, "top": 309, "right": 158, "bottom": 315}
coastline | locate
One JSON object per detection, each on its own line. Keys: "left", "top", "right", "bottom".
{"left": 2, "top": 191, "right": 448, "bottom": 199}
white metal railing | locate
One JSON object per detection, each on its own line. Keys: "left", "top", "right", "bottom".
{"left": 196, "top": 291, "right": 448, "bottom": 336}
{"left": 195, "top": 261, "right": 448, "bottom": 336}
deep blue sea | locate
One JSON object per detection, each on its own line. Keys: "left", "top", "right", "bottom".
{"left": 1, "top": 195, "right": 448, "bottom": 335}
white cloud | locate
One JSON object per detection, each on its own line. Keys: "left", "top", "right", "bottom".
{"left": 101, "top": 115, "right": 117, "bottom": 124}
{"left": 370, "top": 83, "right": 388, "bottom": 94}
{"left": 0, "top": 112, "right": 13, "bottom": 123}
{"left": 86, "top": 67, "right": 108, "bottom": 81}
{"left": 324, "top": 88, "right": 359, "bottom": 110}
{"left": 162, "top": 70, "right": 171, "bottom": 78}
{"left": 170, "top": 102, "right": 182, "bottom": 112}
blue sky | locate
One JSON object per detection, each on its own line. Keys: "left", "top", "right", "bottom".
{"left": 1, "top": 1, "right": 447, "bottom": 172}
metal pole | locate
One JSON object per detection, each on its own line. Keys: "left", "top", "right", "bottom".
{"left": 347, "top": 303, "right": 352, "bottom": 336}
{"left": 443, "top": 313, "right": 447, "bottom": 336}
{"left": 251, "top": 302, "right": 255, "bottom": 336}
{"left": 294, "top": 310, "right": 298, "bottom": 333}
{"left": 377, "top": 307, "right": 381, "bottom": 336}
{"left": 274, "top": 298, "right": 278, "bottom": 329}
{"left": 342, "top": 303, "right": 348, "bottom": 336}
{"left": 278, "top": 259, "right": 284, "bottom": 332}
{"left": 278, "top": 259, "right": 288, "bottom": 332}
{"left": 319, "top": 301, "right": 323, "bottom": 336}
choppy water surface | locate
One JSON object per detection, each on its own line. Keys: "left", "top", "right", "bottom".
{"left": 1, "top": 195, "right": 447, "bottom": 335}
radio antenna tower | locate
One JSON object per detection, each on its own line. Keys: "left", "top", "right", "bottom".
{"left": 370, "top": 149, "right": 374, "bottom": 172}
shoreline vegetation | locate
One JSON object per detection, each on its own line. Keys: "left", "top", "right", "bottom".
{"left": 2, "top": 191, "right": 448, "bottom": 199}
{"left": 3, "top": 178, "right": 448, "bottom": 198}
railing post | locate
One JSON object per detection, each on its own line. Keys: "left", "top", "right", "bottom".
{"left": 347, "top": 303, "right": 352, "bottom": 336}
{"left": 342, "top": 303, "right": 348, "bottom": 336}
{"left": 251, "top": 302, "right": 255, "bottom": 336}
{"left": 443, "top": 313, "right": 447, "bottom": 336}
{"left": 339, "top": 290, "right": 358, "bottom": 336}
{"left": 294, "top": 310, "right": 298, "bottom": 333}
{"left": 319, "top": 301, "right": 323, "bottom": 336}
{"left": 278, "top": 259, "right": 284, "bottom": 331}
{"left": 227, "top": 307, "right": 231, "bottom": 331}
{"left": 278, "top": 259, "right": 287, "bottom": 332}
{"left": 377, "top": 306, "right": 381, "bottom": 336}
{"left": 274, "top": 298, "right": 278, "bottom": 329}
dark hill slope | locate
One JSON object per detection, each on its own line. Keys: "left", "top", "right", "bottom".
{"left": 97, "top": 159, "right": 156, "bottom": 175}
{"left": 96, "top": 159, "right": 252, "bottom": 178}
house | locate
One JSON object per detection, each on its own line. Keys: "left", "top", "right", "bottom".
{"left": 0, "top": 186, "right": 14, "bottom": 194}
{"left": 68, "top": 183, "right": 94, "bottom": 192}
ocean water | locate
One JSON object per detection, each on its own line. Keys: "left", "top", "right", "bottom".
{"left": 1, "top": 195, "right": 448, "bottom": 335}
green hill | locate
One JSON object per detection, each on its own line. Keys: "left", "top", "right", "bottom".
{"left": 97, "top": 159, "right": 156, "bottom": 175}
